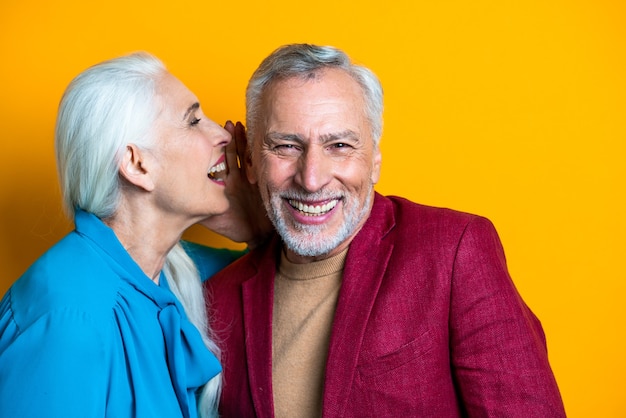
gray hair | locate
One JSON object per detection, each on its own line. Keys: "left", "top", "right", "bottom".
{"left": 55, "top": 52, "right": 164, "bottom": 219}
{"left": 54, "top": 52, "right": 221, "bottom": 417}
{"left": 246, "top": 43, "right": 384, "bottom": 146}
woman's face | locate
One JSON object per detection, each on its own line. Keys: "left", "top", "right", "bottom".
{"left": 147, "top": 72, "right": 231, "bottom": 224}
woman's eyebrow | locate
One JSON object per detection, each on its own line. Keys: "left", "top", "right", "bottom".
{"left": 182, "top": 102, "right": 200, "bottom": 121}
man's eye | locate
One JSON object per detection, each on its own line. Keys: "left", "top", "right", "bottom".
{"left": 271, "top": 143, "right": 301, "bottom": 155}
{"left": 190, "top": 117, "right": 201, "bottom": 126}
{"left": 274, "top": 144, "right": 298, "bottom": 151}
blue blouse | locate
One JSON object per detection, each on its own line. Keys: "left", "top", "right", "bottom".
{"left": 0, "top": 210, "right": 231, "bottom": 418}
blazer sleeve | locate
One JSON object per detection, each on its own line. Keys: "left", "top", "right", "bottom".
{"left": 0, "top": 305, "right": 109, "bottom": 417}
{"left": 449, "top": 216, "right": 566, "bottom": 417}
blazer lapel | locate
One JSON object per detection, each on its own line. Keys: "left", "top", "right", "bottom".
{"left": 242, "top": 241, "right": 280, "bottom": 418}
{"left": 322, "top": 194, "right": 395, "bottom": 417}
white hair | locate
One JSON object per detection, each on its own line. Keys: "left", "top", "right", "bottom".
{"left": 246, "top": 43, "right": 384, "bottom": 147}
{"left": 164, "top": 244, "right": 222, "bottom": 417}
{"left": 54, "top": 52, "right": 221, "bottom": 417}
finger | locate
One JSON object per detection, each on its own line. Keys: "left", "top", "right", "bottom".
{"left": 234, "top": 121, "right": 249, "bottom": 174}
{"left": 224, "top": 120, "right": 235, "bottom": 136}
{"left": 223, "top": 121, "right": 239, "bottom": 174}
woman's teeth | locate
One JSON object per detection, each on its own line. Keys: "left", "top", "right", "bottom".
{"left": 288, "top": 199, "right": 338, "bottom": 216}
{"left": 208, "top": 161, "right": 227, "bottom": 181}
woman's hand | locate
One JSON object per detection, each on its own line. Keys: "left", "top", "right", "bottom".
{"left": 200, "top": 121, "right": 273, "bottom": 249}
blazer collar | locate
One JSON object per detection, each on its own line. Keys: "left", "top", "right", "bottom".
{"left": 241, "top": 235, "right": 281, "bottom": 418}
{"left": 241, "top": 193, "right": 395, "bottom": 417}
{"left": 322, "top": 193, "right": 395, "bottom": 416}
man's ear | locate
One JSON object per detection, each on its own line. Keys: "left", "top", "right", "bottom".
{"left": 119, "top": 144, "right": 155, "bottom": 192}
{"left": 370, "top": 145, "right": 382, "bottom": 185}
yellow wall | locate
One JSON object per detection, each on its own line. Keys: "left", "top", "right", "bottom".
{"left": 1, "top": 0, "right": 623, "bottom": 415}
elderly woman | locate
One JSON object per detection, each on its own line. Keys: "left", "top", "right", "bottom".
{"left": 0, "top": 52, "right": 256, "bottom": 418}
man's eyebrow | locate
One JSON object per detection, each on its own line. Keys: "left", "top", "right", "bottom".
{"left": 266, "top": 130, "right": 359, "bottom": 143}
{"left": 182, "top": 102, "right": 200, "bottom": 121}
{"left": 319, "top": 130, "right": 360, "bottom": 142}
{"left": 265, "top": 132, "right": 303, "bottom": 142}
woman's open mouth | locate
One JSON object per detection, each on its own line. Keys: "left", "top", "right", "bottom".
{"left": 207, "top": 158, "right": 227, "bottom": 182}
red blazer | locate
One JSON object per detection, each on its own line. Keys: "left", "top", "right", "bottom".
{"left": 205, "top": 193, "right": 566, "bottom": 417}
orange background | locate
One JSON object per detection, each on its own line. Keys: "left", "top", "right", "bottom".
{"left": 1, "top": 1, "right": 624, "bottom": 416}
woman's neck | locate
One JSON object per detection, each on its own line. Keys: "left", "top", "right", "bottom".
{"left": 104, "top": 209, "right": 186, "bottom": 284}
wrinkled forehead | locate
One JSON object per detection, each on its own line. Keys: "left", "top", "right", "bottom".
{"left": 263, "top": 68, "right": 366, "bottom": 115}
{"left": 268, "top": 67, "right": 362, "bottom": 95}
{"left": 258, "top": 69, "right": 374, "bottom": 147}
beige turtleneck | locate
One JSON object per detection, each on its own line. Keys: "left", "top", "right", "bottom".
{"left": 272, "top": 248, "right": 348, "bottom": 418}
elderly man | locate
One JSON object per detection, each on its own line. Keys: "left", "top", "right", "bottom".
{"left": 204, "top": 44, "right": 566, "bottom": 417}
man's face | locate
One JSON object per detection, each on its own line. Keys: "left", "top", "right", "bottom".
{"left": 248, "top": 68, "right": 382, "bottom": 263}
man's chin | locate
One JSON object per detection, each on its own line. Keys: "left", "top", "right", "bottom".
{"left": 280, "top": 228, "right": 344, "bottom": 258}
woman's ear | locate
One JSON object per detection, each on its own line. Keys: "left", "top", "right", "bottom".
{"left": 119, "top": 144, "right": 155, "bottom": 191}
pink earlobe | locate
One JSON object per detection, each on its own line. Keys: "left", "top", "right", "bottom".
{"left": 119, "top": 144, "right": 155, "bottom": 192}
{"left": 371, "top": 149, "right": 382, "bottom": 184}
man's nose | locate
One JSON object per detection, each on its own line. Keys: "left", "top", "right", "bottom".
{"left": 295, "top": 146, "right": 331, "bottom": 193}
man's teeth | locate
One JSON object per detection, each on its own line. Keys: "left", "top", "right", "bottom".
{"left": 288, "top": 199, "right": 338, "bottom": 216}
{"left": 208, "top": 161, "right": 227, "bottom": 180}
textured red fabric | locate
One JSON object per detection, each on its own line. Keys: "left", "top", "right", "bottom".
{"left": 205, "top": 193, "right": 566, "bottom": 417}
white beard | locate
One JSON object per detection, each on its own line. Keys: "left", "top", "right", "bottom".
{"left": 264, "top": 185, "right": 373, "bottom": 257}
